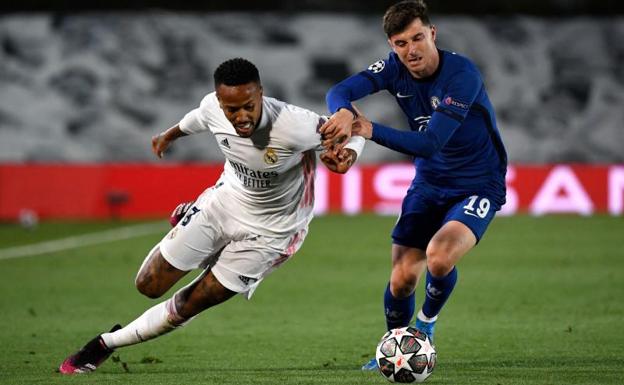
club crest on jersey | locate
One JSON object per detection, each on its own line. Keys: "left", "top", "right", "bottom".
{"left": 430, "top": 96, "right": 440, "bottom": 109}
{"left": 264, "top": 148, "right": 278, "bottom": 164}
{"left": 368, "top": 60, "right": 385, "bottom": 73}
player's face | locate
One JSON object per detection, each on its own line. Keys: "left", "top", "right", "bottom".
{"left": 388, "top": 18, "right": 438, "bottom": 79}
{"left": 216, "top": 82, "right": 263, "bottom": 137}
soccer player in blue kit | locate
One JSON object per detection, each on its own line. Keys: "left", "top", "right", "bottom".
{"left": 319, "top": 0, "right": 508, "bottom": 370}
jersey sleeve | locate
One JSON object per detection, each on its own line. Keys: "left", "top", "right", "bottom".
{"left": 371, "top": 70, "right": 482, "bottom": 158}
{"left": 326, "top": 55, "right": 398, "bottom": 114}
{"left": 281, "top": 106, "right": 326, "bottom": 152}
{"left": 178, "top": 93, "right": 217, "bottom": 134}
{"left": 433, "top": 69, "right": 482, "bottom": 126}
{"left": 344, "top": 135, "right": 365, "bottom": 158}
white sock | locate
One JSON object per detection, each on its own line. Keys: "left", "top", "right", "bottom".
{"left": 417, "top": 309, "right": 438, "bottom": 323}
{"left": 101, "top": 297, "right": 188, "bottom": 349}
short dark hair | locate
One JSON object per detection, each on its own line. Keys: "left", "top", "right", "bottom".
{"left": 383, "top": 0, "right": 431, "bottom": 38}
{"left": 213, "top": 58, "right": 261, "bottom": 87}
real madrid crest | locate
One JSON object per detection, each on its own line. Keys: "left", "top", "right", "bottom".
{"left": 430, "top": 96, "right": 440, "bottom": 109}
{"left": 264, "top": 148, "right": 278, "bottom": 164}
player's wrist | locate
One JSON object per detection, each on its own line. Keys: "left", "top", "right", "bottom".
{"left": 337, "top": 107, "right": 357, "bottom": 120}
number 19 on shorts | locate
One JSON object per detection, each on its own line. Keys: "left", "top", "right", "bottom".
{"left": 463, "top": 195, "right": 490, "bottom": 219}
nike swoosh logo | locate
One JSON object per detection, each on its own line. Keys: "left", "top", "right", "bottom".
{"left": 396, "top": 92, "right": 413, "bottom": 98}
{"left": 463, "top": 210, "right": 482, "bottom": 218}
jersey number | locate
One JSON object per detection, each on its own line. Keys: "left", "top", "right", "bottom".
{"left": 181, "top": 206, "right": 200, "bottom": 226}
{"left": 463, "top": 195, "right": 490, "bottom": 218}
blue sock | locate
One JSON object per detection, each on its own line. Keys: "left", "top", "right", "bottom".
{"left": 384, "top": 283, "right": 415, "bottom": 330}
{"left": 422, "top": 267, "right": 458, "bottom": 319}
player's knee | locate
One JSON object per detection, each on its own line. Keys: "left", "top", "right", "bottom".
{"left": 135, "top": 273, "right": 164, "bottom": 299}
{"left": 390, "top": 269, "right": 418, "bottom": 297}
{"left": 426, "top": 244, "right": 453, "bottom": 277}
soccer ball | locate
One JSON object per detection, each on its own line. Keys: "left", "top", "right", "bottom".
{"left": 375, "top": 327, "right": 436, "bottom": 383}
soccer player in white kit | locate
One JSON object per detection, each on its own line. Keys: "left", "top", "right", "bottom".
{"left": 59, "top": 58, "right": 364, "bottom": 374}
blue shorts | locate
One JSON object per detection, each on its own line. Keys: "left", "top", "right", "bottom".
{"left": 392, "top": 184, "right": 502, "bottom": 250}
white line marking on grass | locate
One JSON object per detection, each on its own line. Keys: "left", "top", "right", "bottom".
{"left": 0, "top": 222, "right": 168, "bottom": 261}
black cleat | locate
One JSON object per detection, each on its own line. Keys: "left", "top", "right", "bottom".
{"left": 59, "top": 324, "right": 122, "bottom": 374}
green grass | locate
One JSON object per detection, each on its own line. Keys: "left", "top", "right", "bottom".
{"left": 0, "top": 215, "right": 623, "bottom": 384}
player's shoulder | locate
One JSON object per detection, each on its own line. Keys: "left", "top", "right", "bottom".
{"left": 364, "top": 52, "right": 403, "bottom": 77}
{"left": 264, "top": 96, "right": 321, "bottom": 124}
{"left": 263, "top": 96, "right": 323, "bottom": 146}
{"left": 440, "top": 50, "right": 481, "bottom": 77}
{"left": 197, "top": 92, "right": 220, "bottom": 112}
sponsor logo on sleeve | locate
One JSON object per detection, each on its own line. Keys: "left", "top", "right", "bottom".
{"left": 444, "top": 97, "right": 469, "bottom": 110}
{"left": 367, "top": 60, "right": 385, "bottom": 73}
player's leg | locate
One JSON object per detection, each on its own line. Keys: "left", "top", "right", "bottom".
{"left": 107, "top": 192, "right": 232, "bottom": 347}
{"left": 414, "top": 220, "right": 473, "bottom": 339}
{"left": 103, "top": 225, "right": 309, "bottom": 351}
{"left": 59, "top": 190, "right": 227, "bottom": 374}
{"left": 362, "top": 188, "right": 441, "bottom": 370}
{"left": 385, "top": 187, "right": 442, "bottom": 331}
{"left": 134, "top": 191, "right": 222, "bottom": 298}
{"left": 385, "top": 244, "right": 427, "bottom": 330}
{"left": 102, "top": 228, "right": 311, "bottom": 352}
{"left": 101, "top": 268, "right": 236, "bottom": 350}
{"left": 416, "top": 193, "right": 500, "bottom": 339}
{"left": 362, "top": 245, "right": 428, "bottom": 371}
{"left": 134, "top": 244, "right": 189, "bottom": 299}
{"left": 133, "top": 199, "right": 200, "bottom": 298}
{"left": 59, "top": 268, "right": 236, "bottom": 375}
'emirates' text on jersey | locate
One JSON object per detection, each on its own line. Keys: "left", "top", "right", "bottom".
{"left": 327, "top": 49, "right": 507, "bottom": 203}
{"left": 179, "top": 93, "right": 323, "bottom": 236}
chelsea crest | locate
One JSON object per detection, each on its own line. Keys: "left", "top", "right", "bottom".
{"left": 430, "top": 96, "right": 440, "bottom": 109}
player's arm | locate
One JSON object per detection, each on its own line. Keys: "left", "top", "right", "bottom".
{"left": 320, "top": 68, "right": 386, "bottom": 149}
{"left": 353, "top": 71, "right": 481, "bottom": 158}
{"left": 320, "top": 135, "right": 365, "bottom": 174}
{"left": 151, "top": 125, "right": 188, "bottom": 158}
{"left": 151, "top": 93, "right": 214, "bottom": 158}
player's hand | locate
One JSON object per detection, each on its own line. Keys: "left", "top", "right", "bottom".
{"left": 320, "top": 108, "right": 354, "bottom": 150}
{"left": 169, "top": 201, "right": 194, "bottom": 227}
{"left": 151, "top": 133, "right": 171, "bottom": 158}
{"left": 352, "top": 114, "right": 373, "bottom": 139}
{"left": 320, "top": 147, "right": 357, "bottom": 174}
{"left": 151, "top": 125, "right": 187, "bottom": 159}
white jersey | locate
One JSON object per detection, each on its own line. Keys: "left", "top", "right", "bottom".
{"left": 179, "top": 92, "right": 363, "bottom": 237}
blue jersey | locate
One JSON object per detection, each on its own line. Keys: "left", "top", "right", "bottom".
{"left": 326, "top": 50, "right": 507, "bottom": 204}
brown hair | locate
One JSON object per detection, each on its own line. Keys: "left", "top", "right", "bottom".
{"left": 383, "top": 0, "right": 431, "bottom": 38}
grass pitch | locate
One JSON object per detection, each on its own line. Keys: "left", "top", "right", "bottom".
{"left": 0, "top": 215, "right": 623, "bottom": 384}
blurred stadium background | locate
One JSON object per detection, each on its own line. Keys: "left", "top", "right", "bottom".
{"left": 1, "top": 0, "right": 623, "bottom": 220}
{"left": 1, "top": 2, "right": 624, "bottom": 385}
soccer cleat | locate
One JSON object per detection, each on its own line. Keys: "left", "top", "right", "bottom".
{"left": 169, "top": 201, "right": 194, "bottom": 227}
{"left": 59, "top": 324, "right": 122, "bottom": 374}
{"left": 415, "top": 318, "right": 436, "bottom": 343}
{"left": 361, "top": 357, "right": 378, "bottom": 371}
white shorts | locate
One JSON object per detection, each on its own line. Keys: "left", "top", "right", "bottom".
{"left": 159, "top": 186, "right": 308, "bottom": 299}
